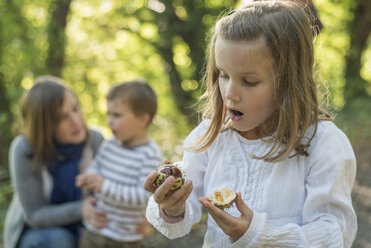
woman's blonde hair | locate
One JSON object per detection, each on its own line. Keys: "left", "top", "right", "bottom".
{"left": 194, "top": 1, "right": 331, "bottom": 162}
{"left": 20, "top": 75, "right": 87, "bottom": 164}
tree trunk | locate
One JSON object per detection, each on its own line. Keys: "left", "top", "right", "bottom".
{"left": 344, "top": 0, "right": 371, "bottom": 104}
{"left": 46, "top": 0, "right": 72, "bottom": 76}
{"left": 159, "top": 46, "right": 199, "bottom": 124}
{"left": 121, "top": 2, "right": 237, "bottom": 125}
{"left": 0, "top": 5, "right": 14, "bottom": 170}
{"left": 0, "top": 73, "right": 13, "bottom": 170}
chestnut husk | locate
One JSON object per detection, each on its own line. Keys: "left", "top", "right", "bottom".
{"left": 209, "top": 188, "right": 237, "bottom": 209}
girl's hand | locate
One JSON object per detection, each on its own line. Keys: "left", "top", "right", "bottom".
{"left": 143, "top": 161, "right": 193, "bottom": 222}
{"left": 82, "top": 197, "right": 108, "bottom": 229}
{"left": 76, "top": 174, "right": 104, "bottom": 192}
{"left": 199, "top": 192, "right": 253, "bottom": 241}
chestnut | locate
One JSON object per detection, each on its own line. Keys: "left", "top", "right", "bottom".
{"left": 155, "top": 162, "right": 185, "bottom": 191}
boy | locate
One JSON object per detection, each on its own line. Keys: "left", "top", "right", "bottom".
{"left": 76, "top": 80, "right": 162, "bottom": 248}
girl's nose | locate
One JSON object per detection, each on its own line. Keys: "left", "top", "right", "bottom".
{"left": 225, "top": 81, "right": 240, "bottom": 103}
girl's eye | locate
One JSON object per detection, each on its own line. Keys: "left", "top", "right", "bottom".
{"left": 219, "top": 73, "right": 229, "bottom": 79}
{"left": 243, "top": 80, "right": 258, "bottom": 86}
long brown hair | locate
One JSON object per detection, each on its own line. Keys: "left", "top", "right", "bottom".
{"left": 194, "top": 1, "right": 331, "bottom": 162}
{"left": 20, "top": 75, "right": 86, "bottom": 164}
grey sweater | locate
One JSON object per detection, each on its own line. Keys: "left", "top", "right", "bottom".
{"left": 3, "top": 129, "right": 104, "bottom": 248}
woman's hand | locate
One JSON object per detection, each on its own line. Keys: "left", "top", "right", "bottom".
{"left": 82, "top": 197, "right": 108, "bottom": 229}
{"left": 143, "top": 161, "right": 193, "bottom": 223}
{"left": 199, "top": 192, "right": 253, "bottom": 241}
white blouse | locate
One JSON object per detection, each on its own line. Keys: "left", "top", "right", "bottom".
{"left": 146, "top": 120, "right": 357, "bottom": 248}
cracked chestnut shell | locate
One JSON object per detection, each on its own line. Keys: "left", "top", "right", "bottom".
{"left": 209, "top": 188, "right": 237, "bottom": 209}
{"left": 155, "top": 163, "right": 185, "bottom": 191}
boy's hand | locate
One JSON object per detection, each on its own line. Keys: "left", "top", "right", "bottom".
{"left": 198, "top": 192, "right": 253, "bottom": 241}
{"left": 76, "top": 173, "right": 104, "bottom": 192}
{"left": 143, "top": 160, "right": 193, "bottom": 223}
{"left": 136, "top": 218, "right": 154, "bottom": 238}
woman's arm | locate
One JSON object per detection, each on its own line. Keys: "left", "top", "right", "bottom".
{"left": 10, "top": 136, "right": 82, "bottom": 228}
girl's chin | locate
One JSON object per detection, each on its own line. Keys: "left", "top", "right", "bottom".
{"left": 231, "top": 123, "right": 250, "bottom": 132}
{"left": 233, "top": 125, "right": 262, "bottom": 139}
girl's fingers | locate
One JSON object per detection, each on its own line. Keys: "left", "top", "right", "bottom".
{"left": 199, "top": 195, "right": 251, "bottom": 240}
{"left": 235, "top": 192, "right": 251, "bottom": 218}
{"left": 199, "top": 197, "right": 235, "bottom": 226}
{"left": 153, "top": 176, "right": 175, "bottom": 203}
{"left": 143, "top": 172, "right": 158, "bottom": 193}
{"left": 163, "top": 180, "right": 193, "bottom": 209}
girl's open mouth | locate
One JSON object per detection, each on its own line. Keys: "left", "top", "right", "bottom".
{"left": 229, "top": 108, "right": 244, "bottom": 122}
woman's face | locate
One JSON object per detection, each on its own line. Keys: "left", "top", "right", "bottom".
{"left": 215, "top": 36, "right": 276, "bottom": 139}
{"left": 54, "top": 91, "right": 86, "bottom": 144}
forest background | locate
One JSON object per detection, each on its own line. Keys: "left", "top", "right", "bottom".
{"left": 0, "top": 0, "right": 370, "bottom": 247}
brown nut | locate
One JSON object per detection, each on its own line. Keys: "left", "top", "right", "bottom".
{"left": 155, "top": 162, "right": 185, "bottom": 191}
{"left": 209, "top": 188, "right": 237, "bottom": 209}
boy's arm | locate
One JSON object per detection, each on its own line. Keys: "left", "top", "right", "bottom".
{"left": 99, "top": 153, "right": 162, "bottom": 207}
{"left": 76, "top": 173, "right": 104, "bottom": 193}
{"left": 76, "top": 142, "right": 107, "bottom": 193}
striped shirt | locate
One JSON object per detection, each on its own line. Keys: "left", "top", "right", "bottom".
{"left": 85, "top": 138, "right": 162, "bottom": 242}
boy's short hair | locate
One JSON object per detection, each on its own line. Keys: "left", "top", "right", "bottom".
{"left": 107, "top": 80, "right": 157, "bottom": 124}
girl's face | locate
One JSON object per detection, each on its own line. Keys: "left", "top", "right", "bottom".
{"left": 54, "top": 91, "right": 86, "bottom": 144}
{"left": 215, "top": 36, "right": 275, "bottom": 139}
{"left": 107, "top": 98, "right": 148, "bottom": 146}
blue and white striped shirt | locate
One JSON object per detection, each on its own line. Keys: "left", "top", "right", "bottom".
{"left": 86, "top": 137, "right": 162, "bottom": 242}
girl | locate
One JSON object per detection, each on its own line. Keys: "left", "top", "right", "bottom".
{"left": 143, "top": 1, "right": 357, "bottom": 247}
{"left": 3, "top": 76, "right": 107, "bottom": 248}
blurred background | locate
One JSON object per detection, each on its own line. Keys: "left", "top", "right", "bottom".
{"left": 0, "top": 0, "right": 370, "bottom": 247}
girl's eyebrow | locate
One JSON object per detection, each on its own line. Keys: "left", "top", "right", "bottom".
{"left": 216, "top": 65, "right": 258, "bottom": 76}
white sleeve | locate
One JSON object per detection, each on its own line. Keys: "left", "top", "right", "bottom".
{"left": 146, "top": 120, "right": 210, "bottom": 239}
{"left": 231, "top": 124, "right": 357, "bottom": 248}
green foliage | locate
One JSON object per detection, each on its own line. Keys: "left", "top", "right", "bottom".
{"left": 0, "top": 0, "right": 369, "bottom": 165}
{"left": 315, "top": 0, "right": 371, "bottom": 109}
{"left": 334, "top": 97, "right": 371, "bottom": 147}
{"left": 314, "top": 0, "right": 352, "bottom": 109}
{"left": 61, "top": 0, "right": 194, "bottom": 160}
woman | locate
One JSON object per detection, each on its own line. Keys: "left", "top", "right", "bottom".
{"left": 3, "top": 76, "right": 107, "bottom": 248}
